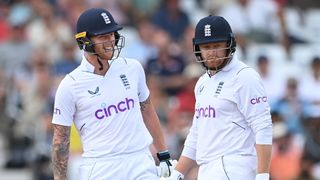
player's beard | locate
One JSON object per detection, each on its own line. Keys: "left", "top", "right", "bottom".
{"left": 204, "top": 56, "right": 225, "bottom": 70}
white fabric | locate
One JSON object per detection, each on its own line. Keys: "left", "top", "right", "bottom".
{"left": 255, "top": 173, "right": 270, "bottom": 180}
{"left": 78, "top": 149, "right": 158, "bottom": 180}
{"left": 159, "top": 170, "right": 183, "bottom": 180}
{"left": 169, "top": 170, "right": 184, "bottom": 180}
{"left": 198, "top": 155, "right": 256, "bottom": 180}
{"left": 157, "top": 160, "right": 178, "bottom": 177}
{"left": 52, "top": 56, "right": 152, "bottom": 158}
{"left": 181, "top": 145, "right": 196, "bottom": 161}
{"left": 183, "top": 58, "right": 272, "bottom": 166}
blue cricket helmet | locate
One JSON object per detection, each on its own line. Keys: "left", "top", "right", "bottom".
{"left": 193, "top": 15, "right": 234, "bottom": 45}
{"left": 76, "top": 8, "right": 122, "bottom": 37}
{"left": 193, "top": 15, "right": 236, "bottom": 71}
{"left": 75, "top": 8, "right": 124, "bottom": 53}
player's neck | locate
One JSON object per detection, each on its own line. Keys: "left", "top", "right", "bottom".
{"left": 85, "top": 53, "right": 110, "bottom": 76}
{"left": 93, "top": 64, "right": 109, "bottom": 76}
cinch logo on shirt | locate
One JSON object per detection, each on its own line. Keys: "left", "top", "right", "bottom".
{"left": 54, "top": 107, "right": 61, "bottom": 115}
{"left": 250, "top": 96, "right": 267, "bottom": 105}
{"left": 95, "top": 98, "right": 134, "bottom": 119}
{"left": 195, "top": 105, "right": 216, "bottom": 119}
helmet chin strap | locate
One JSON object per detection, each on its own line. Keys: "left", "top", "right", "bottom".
{"left": 96, "top": 55, "right": 104, "bottom": 71}
{"left": 94, "top": 46, "right": 115, "bottom": 71}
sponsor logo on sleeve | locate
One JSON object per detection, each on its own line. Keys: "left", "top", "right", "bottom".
{"left": 250, "top": 96, "right": 267, "bottom": 105}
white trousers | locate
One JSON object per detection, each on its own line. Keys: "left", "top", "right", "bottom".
{"left": 198, "top": 155, "right": 257, "bottom": 180}
{"left": 78, "top": 149, "right": 159, "bottom": 180}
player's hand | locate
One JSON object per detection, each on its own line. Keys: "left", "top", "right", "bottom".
{"left": 255, "top": 173, "right": 270, "bottom": 180}
{"left": 157, "top": 159, "right": 177, "bottom": 177}
{"left": 169, "top": 170, "right": 184, "bottom": 180}
{"left": 159, "top": 170, "right": 184, "bottom": 180}
{"left": 156, "top": 150, "right": 176, "bottom": 177}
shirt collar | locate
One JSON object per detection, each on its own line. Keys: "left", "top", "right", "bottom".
{"left": 79, "top": 55, "right": 95, "bottom": 73}
{"left": 221, "top": 56, "right": 238, "bottom": 72}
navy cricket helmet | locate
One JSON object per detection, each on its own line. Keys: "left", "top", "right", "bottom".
{"left": 193, "top": 15, "right": 236, "bottom": 70}
{"left": 75, "top": 8, "right": 124, "bottom": 54}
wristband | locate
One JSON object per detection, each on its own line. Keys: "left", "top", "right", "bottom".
{"left": 255, "top": 173, "right": 270, "bottom": 180}
{"left": 157, "top": 150, "right": 171, "bottom": 162}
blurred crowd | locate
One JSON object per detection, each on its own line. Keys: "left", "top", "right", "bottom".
{"left": 0, "top": 0, "right": 320, "bottom": 179}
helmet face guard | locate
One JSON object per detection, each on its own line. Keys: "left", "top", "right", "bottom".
{"left": 193, "top": 45, "right": 233, "bottom": 63}
{"left": 75, "top": 8, "right": 125, "bottom": 59}
{"left": 75, "top": 31, "right": 125, "bottom": 59}
{"left": 193, "top": 15, "right": 236, "bottom": 72}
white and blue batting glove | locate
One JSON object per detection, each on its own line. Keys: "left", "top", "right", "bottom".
{"left": 255, "top": 173, "right": 270, "bottom": 180}
{"left": 157, "top": 150, "right": 177, "bottom": 177}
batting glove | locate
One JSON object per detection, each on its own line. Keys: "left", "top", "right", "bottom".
{"left": 255, "top": 173, "right": 270, "bottom": 180}
{"left": 157, "top": 150, "right": 176, "bottom": 177}
{"left": 159, "top": 170, "right": 184, "bottom": 180}
{"left": 169, "top": 170, "right": 184, "bottom": 180}
{"left": 159, "top": 178, "right": 170, "bottom": 180}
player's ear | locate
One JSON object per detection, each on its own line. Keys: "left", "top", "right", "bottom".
{"left": 75, "top": 31, "right": 95, "bottom": 53}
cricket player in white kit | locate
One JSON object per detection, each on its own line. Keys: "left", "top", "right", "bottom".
{"left": 51, "top": 8, "right": 175, "bottom": 180}
{"left": 168, "top": 16, "right": 273, "bottom": 180}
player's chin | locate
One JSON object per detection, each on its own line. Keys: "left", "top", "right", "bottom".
{"left": 98, "top": 52, "right": 114, "bottom": 60}
{"left": 206, "top": 60, "right": 221, "bottom": 68}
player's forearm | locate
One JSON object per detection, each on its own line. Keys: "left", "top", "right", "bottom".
{"left": 142, "top": 111, "right": 167, "bottom": 151}
{"left": 175, "top": 156, "right": 197, "bottom": 175}
{"left": 52, "top": 124, "right": 71, "bottom": 180}
{"left": 140, "top": 97, "right": 166, "bottom": 151}
{"left": 255, "top": 144, "right": 272, "bottom": 174}
{"left": 52, "top": 146, "right": 69, "bottom": 180}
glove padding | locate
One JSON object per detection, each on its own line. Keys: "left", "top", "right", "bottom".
{"left": 159, "top": 170, "right": 184, "bottom": 180}
{"left": 157, "top": 159, "right": 177, "bottom": 177}
{"left": 157, "top": 150, "right": 176, "bottom": 177}
{"left": 170, "top": 170, "right": 184, "bottom": 180}
{"left": 255, "top": 173, "right": 270, "bottom": 180}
